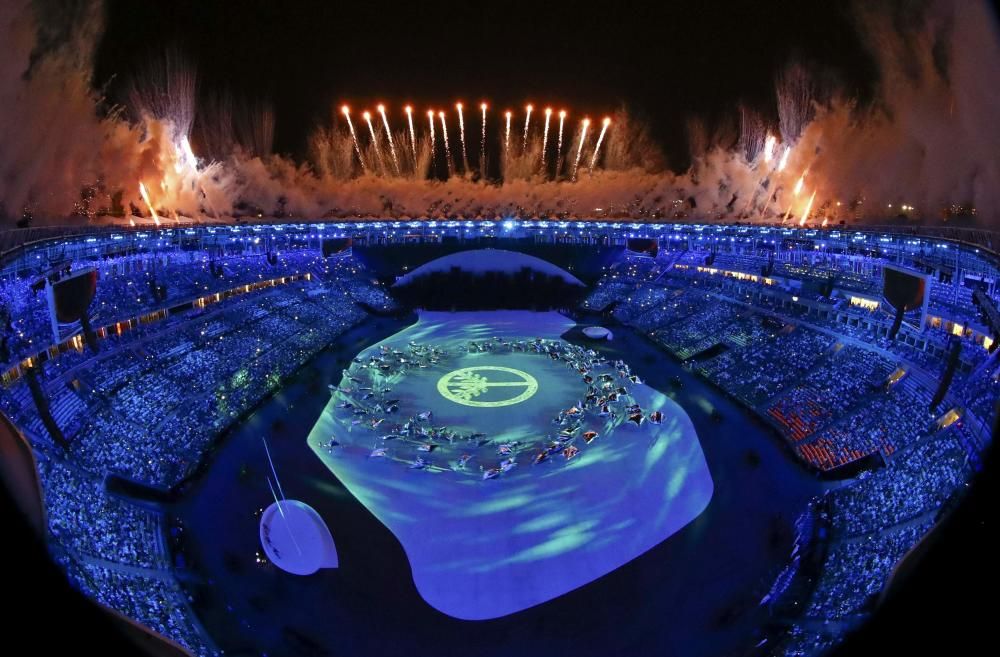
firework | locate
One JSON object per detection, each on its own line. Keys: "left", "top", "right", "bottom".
{"left": 139, "top": 182, "right": 161, "bottom": 226}
{"left": 456, "top": 102, "right": 469, "bottom": 172}
{"left": 741, "top": 133, "right": 777, "bottom": 214}
{"left": 778, "top": 148, "right": 791, "bottom": 172}
{"left": 762, "top": 134, "right": 776, "bottom": 164}
{"left": 504, "top": 110, "right": 512, "bottom": 160}
{"left": 363, "top": 110, "right": 385, "bottom": 174}
{"left": 181, "top": 137, "right": 198, "bottom": 171}
{"left": 427, "top": 110, "right": 436, "bottom": 175}
{"left": 798, "top": 190, "right": 817, "bottom": 226}
{"left": 556, "top": 110, "right": 566, "bottom": 176}
{"left": 522, "top": 104, "right": 533, "bottom": 154}
{"left": 439, "top": 111, "right": 454, "bottom": 175}
{"left": 739, "top": 104, "right": 768, "bottom": 161}
{"left": 341, "top": 106, "right": 366, "bottom": 172}
{"left": 776, "top": 61, "right": 816, "bottom": 143}
{"left": 573, "top": 118, "right": 590, "bottom": 180}
{"left": 480, "top": 102, "right": 487, "bottom": 176}
{"left": 759, "top": 190, "right": 776, "bottom": 219}
{"left": 589, "top": 116, "right": 611, "bottom": 171}
{"left": 377, "top": 104, "right": 401, "bottom": 175}
{"left": 405, "top": 105, "right": 417, "bottom": 170}
{"left": 793, "top": 171, "right": 806, "bottom": 196}
{"left": 541, "top": 108, "right": 552, "bottom": 168}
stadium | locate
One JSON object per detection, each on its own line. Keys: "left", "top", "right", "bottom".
{"left": 0, "top": 220, "right": 995, "bottom": 656}
{"left": 3, "top": 0, "right": 1000, "bottom": 655}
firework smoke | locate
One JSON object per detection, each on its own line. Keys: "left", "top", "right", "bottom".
{"left": 3, "top": 0, "right": 1000, "bottom": 227}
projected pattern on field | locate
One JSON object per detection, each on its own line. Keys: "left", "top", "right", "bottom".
{"left": 308, "top": 311, "right": 713, "bottom": 620}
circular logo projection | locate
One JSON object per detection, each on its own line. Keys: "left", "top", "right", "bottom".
{"left": 437, "top": 366, "right": 539, "bottom": 407}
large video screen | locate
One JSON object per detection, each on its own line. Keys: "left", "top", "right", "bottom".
{"left": 321, "top": 237, "right": 353, "bottom": 257}
{"left": 882, "top": 264, "right": 928, "bottom": 312}
{"left": 48, "top": 269, "right": 98, "bottom": 324}
{"left": 625, "top": 238, "right": 658, "bottom": 258}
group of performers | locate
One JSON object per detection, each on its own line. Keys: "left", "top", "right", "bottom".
{"left": 324, "top": 336, "right": 665, "bottom": 481}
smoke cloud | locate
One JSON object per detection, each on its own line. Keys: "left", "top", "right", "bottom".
{"left": 1, "top": 0, "right": 999, "bottom": 227}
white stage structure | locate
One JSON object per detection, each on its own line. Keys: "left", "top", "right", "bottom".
{"left": 258, "top": 437, "right": 338, "bottom": 575}
{"left": 583, "top": 326, "right": 613, "bottom": 340}
{"left": 260, "top": 499, "right": 338, "bottom": 575}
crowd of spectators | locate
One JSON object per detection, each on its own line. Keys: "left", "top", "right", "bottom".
{"left": 799, "top": 379, "right": 935, "bottom": 470}
{"left": 57, "top": 553, "right": 216, "bottom": 656}
{"left": 804, "top": 520, "right": 933, "bottom": 620}
{"left": 4, "top": 257, "right": 379, "bottom": 490}
{"left": 698, "top": 325, "right": 833, "bottom": 407}
{"left": 827, "top": 433, "right": 969, "bottom": 537}
{"left": 584, "top": 259, "right": 992, "bottom": 472}
{"left": 0, "top": 248, "right": 385, "bottom": 370}
{"left": 0, "top": 250, "right": 391, "bottom": 655}
{"left": 586, "top": 255, "right": 986, "bottom": 657}
{"left": 766, "top": 348, "right": 895, "bottom": 445}
{"left": 769, "top": 626, "right": 838, "bottom": 657}
{"left": 37, "top": 448, "right": 168, "bottom": 568}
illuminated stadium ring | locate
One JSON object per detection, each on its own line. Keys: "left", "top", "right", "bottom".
{"left": 436, "top": 366, "right": 539, "bottom": 408}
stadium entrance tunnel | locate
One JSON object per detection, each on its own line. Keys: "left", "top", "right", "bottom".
{"left": 353, "top": 240, "right": 623, "bottom": 286}
{"left": 389, "top": 249, "right": 589, "bottom": 310}
{"left": 307, "top": 311, "right": 714, "bottom": 620}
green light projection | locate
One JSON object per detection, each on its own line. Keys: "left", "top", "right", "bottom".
{"left": 437, "top": 366, "right": 539, "bottom": 407}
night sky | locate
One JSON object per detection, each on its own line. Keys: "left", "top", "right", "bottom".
{"left": 92, "top": 1, "right": 994, "bottom": 166}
